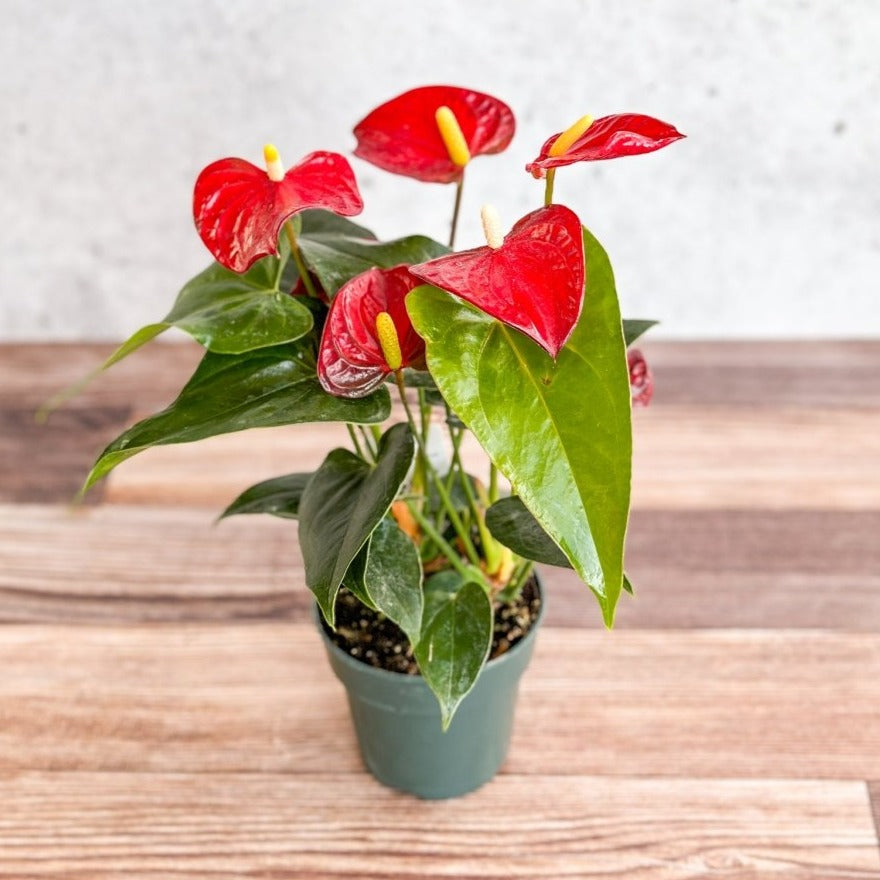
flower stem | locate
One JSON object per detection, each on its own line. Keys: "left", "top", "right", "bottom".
{"left": 284, "top": 221, "right": 319, "bottom": 299}
{"left": 358, "top": 425, "right": 378, "bottom": 461}
{"left": 449, "top": 176, "right": 465, "bottom": 249}
{"left": 346, "top": 424, "right": 366, "bottom": 459}
{"left": 394, "top": 371, "right": 481, "bottom": 568}
{"left": 405, "top": 501, "right": 473, "bottom": 581}
{"left": 543, "top": 169, "right": 556, "bottom": 207}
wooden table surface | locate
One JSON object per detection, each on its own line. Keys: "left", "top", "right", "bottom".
{"left": 1, "top": 340, "right": 879, "bottom": 878}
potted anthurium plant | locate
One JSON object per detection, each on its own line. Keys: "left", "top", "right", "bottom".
{"left": 74, "top": 85, "right": 682, "bottom": 798}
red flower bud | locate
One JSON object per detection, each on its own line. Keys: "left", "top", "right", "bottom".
{"left": 628, "top": 348, "right": 654, "bottom": 407}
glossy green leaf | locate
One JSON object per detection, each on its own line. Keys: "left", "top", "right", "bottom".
{"left": 299, "top": 230, "right": 448, "bottom": 298}
{"left": 160, "top": 258, "right": 313, "bottom": 354}
{"left": 414, "top": 573, "right": 493, "bottom": 729}
{"left": 486, "top": 496, "right": 570, "bottom": 568}
{"left": 341, "top": 550, "right": 378, "bottom": 611}
{"left": 486, "top": 496, "right": 635, "bottom": 595}
{"left": 360, "top": 517, "right": 423, "bottom": 644}
{"left": 219, "top": 472, "right": 313, "bottom": 520}
{"left": 299, "top": 208, "right": 377, "bottom": 243}
{"left": 298, "top": 424, "right": 416, "bottom": 624}
{"left": 408, "top": 225, "right": 632, "bottom": 626}
{"left": 83, "top": 342, "right": 389, "bottom": 493}
{"left": 623, "top": 319, "right": 658, "bottom": 346}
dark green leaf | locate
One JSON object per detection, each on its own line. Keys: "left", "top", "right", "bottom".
{"left": 408, "top": 225, "right": 632, "bottom": 626}
{"left": 341, "top": 550, "right": 378, "bottom": 611}
{"left": 299, "top": 209, "right": 377, "bottom": 243}
{"left": 414, "top": 574, "right": 493, "bottom": 729}
{"left": 298, "top": 424, "right": 416, "bottom": 624}
{"left": 83, "top": 342, "right": 389, "bottom": 493}
{"left": 298, "top": 231, "right": 449, "bottom": 298}
{"left": 162, "top": 258, "right": 314, "bottom": 354}
{"left": 361, "top": 517, "right": 423, "bottom": 644}
{"left": 486, "top": 496, "right": 571, "bottom": 568}
{"left": 219, "top": 472, "right": 313, "bottom": 520}
{"left": 623, "top": 319, "right": 658, "bottom": 346}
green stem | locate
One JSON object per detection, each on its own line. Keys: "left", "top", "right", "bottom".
{"left": 346, "top": 424, "right": 366, "bottom": 459}
{"left": 284, "top": 222, "right": 319, "bottom": 299}
{"left": 358, "top": 425, "right": 378, "bottom": 461}
{"left": 543, "top": 169, "right": 556, "bottom": 207}
{"left": 449, "top": 176, "right": 465, "bottom": 249}
{"left": 489, "top": 461, "right": 499, "bottom": 504}
{"left": 500, "top": 559, "right": 535, "bottom": 601}
{"left": 395, "top": 372, "right": 481, "bottom": 568}
{"left": 405, "top": 501, "right": 472, "bottom": 581}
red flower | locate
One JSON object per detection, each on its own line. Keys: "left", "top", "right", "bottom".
{"left": 526, "top": 113, "right": 684, "bottom": 179}
{"left": 410, "top": 204, "right": 584, "bottom": 358}
{"left": 628, "top": 348, "right": 654, "bottom": 407}
{"left": 193, "top": 149, "right": 363, "bottom": 273}
{"left": 353, "top": 85, "right": 515, "bottom": 183}
{"left": 318, "top": 266, "right": 426, "bottom": 398}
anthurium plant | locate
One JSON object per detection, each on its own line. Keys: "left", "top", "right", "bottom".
{"left": 78, "top": 85, "right": 682, "bottom": 727}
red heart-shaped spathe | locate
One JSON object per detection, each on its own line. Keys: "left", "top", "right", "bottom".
{"left": 193, "top": 151, "right": 363, "bottom": 273}
{"left": 410, "top": 205, "right": 584, "bottom": 358}
{"left": 527, "top": 113, "right": 684, "bottom": 179}
{"left": 318, "top": 265, "right": 425, "bottom": 398}
{"left": 353, "top": 85, "right": 515, "bottom": 183}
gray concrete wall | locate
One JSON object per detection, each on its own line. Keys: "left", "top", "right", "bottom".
{"left": 1, "top": 0, "right": 878, "bottom": 340}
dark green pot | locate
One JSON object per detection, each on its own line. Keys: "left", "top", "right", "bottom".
{"left": 317, "top": 583, "right": 544, "bottom": 799}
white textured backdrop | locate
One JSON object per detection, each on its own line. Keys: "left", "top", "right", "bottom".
{"left": 1, "top": 0, "right": 878, "bottom": 340}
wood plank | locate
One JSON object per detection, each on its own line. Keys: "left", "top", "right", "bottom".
{"left": 643, "top": 339, "right": 880, "bottom": 409}
{"left": 0, "top": 407, "right": 128, "bottom": 503}
{"left": 96, "top": 404, "right": 880, "bottom": 510}
{"left": 0, "top": 773, "right": 876, "bottom": 879}
{"left": 7, "top": 340, "right": 879, "bottom": 408}
{"left": 0, "top": 624, "right": 877, "bottom": 779}
{"left": 4, "top": 505, "right": 880, "bottom": 629}
{"left": 3, "top": 504, "right": 879, "bottom": 628}
{"left": 0, "top": 341, "right": 202, "bottom": 407}
{"left": 869, "top": 782, "right": 880, "bottom": 856}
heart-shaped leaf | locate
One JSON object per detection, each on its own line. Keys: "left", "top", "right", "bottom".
{"left": 298, "top": 424, "right": 416, "bottom": 624}
{"left": 486, "top": 496, "right": 571, "bottom": 568}
{"left": 161, "top": 258, "right": 313, "bottom": 354}
{"left": 410, "top": 205, "right": 584, "bottom": 358}
{"left": 414, "top": 572, "right": 493, "bottom": 729}
{"left": 357, "top": 517, "right": 423, "bottom": 645}
{"left": 486, "top": 497, "right": 634, "bottom": 595}
{"left": 299, "top": 231, "right": 449, "bottom": 299}
{"left": 219, "top": 472, "right": 313, "bottom": 520}
{"left": 408, "top": 225, "right": 631, "bottom": 625}
{"left": 83, "top": 342, "right": 390, "bottom": 493}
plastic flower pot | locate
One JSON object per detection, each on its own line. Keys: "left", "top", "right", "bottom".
{"left": 316, "top": 581, "right": 544, "bottom": 799}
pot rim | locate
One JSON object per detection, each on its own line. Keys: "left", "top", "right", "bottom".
{"left": 314, "top": 572, "right": 545, "bottom": 685}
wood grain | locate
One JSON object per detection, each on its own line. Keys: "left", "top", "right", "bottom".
{"left": 4, "top": 504, "right": 880, "bottom": 628}
{"left": 4, "top": 341, "right": 880, "bottom": 873}
{"left": 93, "top": 404, "right": 880, "bottom": 510}
{"left": 10, "top": 340, "right": 879, "bottom": 407}
{"left": 0, "top": 623, "right": 878, "bottom": 780}
{"left": 0, "top": 773, "right": 876, "bottom": 879}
